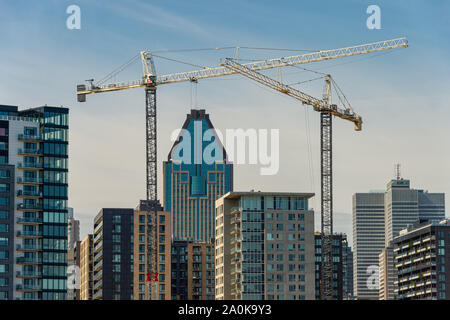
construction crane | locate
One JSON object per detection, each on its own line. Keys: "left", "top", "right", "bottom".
{"left": 222, "top": 58, "right": 360, "bottom": 299}
{"left": 76, "top": 37, "right": 408, "bottom": 300}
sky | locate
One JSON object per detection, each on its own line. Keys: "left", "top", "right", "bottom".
{"left": 0, "top": 0, "right": 449, "bottom": 245}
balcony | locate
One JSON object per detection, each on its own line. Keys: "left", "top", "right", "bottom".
{"left": 16, "top": 256, "right": 42, "bottom": 264}
{"left": 230, "top": 236, "right": 242, "bottom": 245}
{"left": 16, "top": 284, "right": 42, "bottom": 291}
{"left": 17, "top": 148, "right": 43, "bottom": 156}
{"left": 17, "top": 177, "right": 43, "bottom": 185}
{"left": 17, "top": 190, "right": 43, "bottom": 198}
{"left": 16, "top": 271, "right": 42, "bottom": 278}
{"left": 231, "top": 216, "right": 241, "bottom": 225}
{"left": 93, "top": 250, "right": 103, "bottom": 263}
{"left": 17, "top": 217, "right": 43, "bottom": 224}
{"left": 16, "top": 244, "right": 41, "bottom": 251}
{"left": 93, "top": 269, "right": 102, "bottom": 282}
{"left": 94, "top": 240, "right": 103, "bottom": 254}
{"left": 230, "top": 207, "right": 242, "bottom": 214}
{"left": 18, "top": 134, "right": 42, "bottom": 142}
{"left": 17, "top": 162, "right": 43, "bottom": 170}
{"left": 16, "top": 230, "right": 43, "bottom": 238}
{"left": 17, "top": 203, "right": 43, "bottom": 211}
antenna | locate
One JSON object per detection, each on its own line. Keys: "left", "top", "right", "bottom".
{"left": 395, "top": 163, "right": 401, "bottom": 180}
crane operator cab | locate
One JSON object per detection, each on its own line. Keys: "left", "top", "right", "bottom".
{"left": 144, "top": 74, "right": 157, "bottom": 85}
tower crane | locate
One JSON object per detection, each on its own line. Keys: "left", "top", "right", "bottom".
{"left": 222, "top": 58, "right": 360, "bottom": 299}
{"left": 76, "top": 37, "right": 408, "bottom": 300}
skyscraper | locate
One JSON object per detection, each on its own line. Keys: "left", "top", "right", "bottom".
{"left": 93, "top": 208, "right": 134, "bottom": 300}
{"left": 353, "top": 192, "right": 385, "bottom": 300}
{"left": 163, "top": 109, "right": 233, "bottom": 242}
{"left": 215, "top": 191, "right": 315, "bottom": 300}
{"left": 133, "top": 200, "right": 171, "bottom": 301}
{"left": 0, "top": 104, "right": 69, "bottom": 301}
{"left": 385, "top": 178, "right": 445, "bottom": 247}
{"left": 353, "top": 175, "right": 445, "bottom": 300}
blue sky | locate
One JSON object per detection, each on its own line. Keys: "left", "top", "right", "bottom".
{"left": 0, "top": 0, "right": 449, "bottom": 243}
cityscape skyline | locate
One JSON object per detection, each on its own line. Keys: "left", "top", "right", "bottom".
{"left": 0, "top": 1, "right": 449, "bottom": 302}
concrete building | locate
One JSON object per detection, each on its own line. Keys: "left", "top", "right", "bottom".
{"left": 215, "top": 191, "right": 315, "bottom": 300}
{"left": 352, "top": 192, "right": 385, "bottom": 300}
{"left": 171, "top": 240, "right": 215, "bottom": 300}
{"left": 353, "top": 176, "right": 445, "bottom": 300}
{"left": 67, "top": 208, "right": 79, "bottom": 250}
{"left": 393, "top": 220, "right": 450, "bottom": 300}
{"left": 378, "top": 246, "right": 396, "bottom": 300}
{"left": 80, "top": 234, "right": 93, "bottom": 300}
{"left": 385, "top": 178, "right": 445, "bottom": 247}
{"left": 0, "top": 104, "right": 69, "bottom": 301}
{"left": 93, "top": 208, "right": 134, "bottom": 300}
{"left": 133, "top": 200, "right": 171, "bottom": 300}
{"left": 314, "top": 233, "right": 346, "bottom": 300}
{"left": 163, "top": 109, "right": 233, "bottom": 242}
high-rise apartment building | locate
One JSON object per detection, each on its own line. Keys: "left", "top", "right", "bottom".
{"left": 314, "top": 233, "right": 346, "bottom": 300}
{"left": 163, "top": 109, "right": 232, "bottom": 242}
{"left": 133, "top": 200, "right": 171, "bottom": 300}
{"left": 0, "top": 104, "right": 69, "bottom": 300}
{"left": 352, "top": 192, "right": 385, "bottom": 300}
{"left": 215, "top": 191, "right": 315, "bottom": 300}
{"left": 80, "top": 234, "right": 93, "bottom": 300}
{"left": 93, "top": 208, "right": 134, "bottom": 300}
{"left": 393, "top": 220, "right": 450, "bottom": 300}
{"left": 171, "top": 240, "right": 215, "bottom": 300}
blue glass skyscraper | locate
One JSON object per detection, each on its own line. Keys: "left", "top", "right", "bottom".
{"left": 163, "top": 109, "right": 232, "bottom": 242}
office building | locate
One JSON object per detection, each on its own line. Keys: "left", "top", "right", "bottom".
{"left": 163, "top": 109, "right": 233, "bottom": 242}
{"left": 385, "top": 178, "right": 445, "bottom": 247}
{"left": 80, "top": 234, "right": 93, "bottom": 300}
{"left": 378, "top": 246, "right": 396, "bottom": 300}
{"left": 171, "top": 240, "right": 215, "bottom": 300}
{"left": 352, "top": 192, "right": 385, "bottom": 300}
{"left": 133, "top": 200, "right": 171, "bottom": 300}
{"left": 68, "top": 208, "right": 80, "bottom": 250}
{"left": 215, "top": 191, "right": 315, "bottom": 300}
{"left": 314, "top": 233, "right": 346, "bottom": 300}
{"left": 0, "top": 104, "right": 69, "bottom": 300}
{"left": 393, "top": 220, "right": 450, "bottom": 300}
{"left": 353, "top": 175, "right": 445, "bottom": 300}
{"left": 93, "top": 208, "right": 134, "bottom": 300}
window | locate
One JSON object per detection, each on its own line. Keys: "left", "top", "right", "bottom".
{"left": 0, "top": 224, "right": 8, "bottom": 232}
{"left": 0, "top": 198, "right": 8, "bottom": 206}
{"left": 0, "top": 238, "right": 7, "bottom": 246}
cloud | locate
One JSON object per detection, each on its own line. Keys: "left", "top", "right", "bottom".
{"left": 97, "top": 0, "right": 213, "bottom": 39}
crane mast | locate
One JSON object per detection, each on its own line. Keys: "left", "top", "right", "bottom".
{"left": 221, "top": 59, "right": 354, "bottom": 300}
{"left": 76, "top": 37, "right": 408, "bottom": 300}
